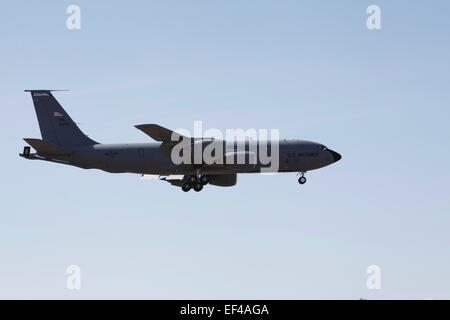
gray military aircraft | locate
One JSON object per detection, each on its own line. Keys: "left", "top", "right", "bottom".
{"left": 20, "top": 90, "right": 341, "bottom": 192}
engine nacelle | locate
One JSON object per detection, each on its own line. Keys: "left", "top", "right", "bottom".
{"left": 208, "top": 174, "right": 237, "bottom": 187}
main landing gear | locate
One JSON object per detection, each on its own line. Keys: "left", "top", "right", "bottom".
{"left": 182, "top": 174, "right": 209, "bottom": 192}
{"left": 298, "top": 172, "right": 307, "bottom": 185}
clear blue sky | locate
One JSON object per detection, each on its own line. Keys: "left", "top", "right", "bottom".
{"left": 1, "top": 1, "right": 449, "bottom": 299}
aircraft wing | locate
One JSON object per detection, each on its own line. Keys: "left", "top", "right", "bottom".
{"left": 134, "top": 124, "right": 187, "bottom": 142}
{"left": 135, "top": 124, "right": 191, "bottom": 158}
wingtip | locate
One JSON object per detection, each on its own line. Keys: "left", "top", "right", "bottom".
{"left": 135, "top": 124, "right": 158, "bottom": 129}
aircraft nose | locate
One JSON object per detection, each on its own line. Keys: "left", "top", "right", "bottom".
{"left": 328, "top": 149, "right": 342, "bottom": 163}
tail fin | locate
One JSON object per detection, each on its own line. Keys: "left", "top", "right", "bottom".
{"left": 25, "top": 90, "right": 97, "bottom": 146}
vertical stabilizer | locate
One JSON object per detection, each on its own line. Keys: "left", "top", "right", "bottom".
{"left": 25, "top": 90, "right": 97, "bottom": 146}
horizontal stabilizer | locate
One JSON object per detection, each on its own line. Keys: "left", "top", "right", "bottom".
{"left": 23, "top": 138, "right": 72, "bottom": 156}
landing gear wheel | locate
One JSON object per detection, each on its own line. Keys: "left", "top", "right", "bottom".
{"left": 298, "top": 176, "right": 307, "bottom": 185}
{"left": 199, "top": 175, "right": 209, "bottom": 185}
{"left": 193, "top": 183, "right": 203, "bottom": 192}
{"left": 182, "top": 183, "right": 192, "bottom": 192}
{"left": 188, "top": 175, "right": 197, "bottom": 184}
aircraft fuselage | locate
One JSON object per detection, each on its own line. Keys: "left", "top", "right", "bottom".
{"left": 48, "top": 139, "right": 341, "bottom": 175}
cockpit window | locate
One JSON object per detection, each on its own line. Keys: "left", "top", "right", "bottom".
{"left": 320, "top": 145, "right": 327, "bottom": 150}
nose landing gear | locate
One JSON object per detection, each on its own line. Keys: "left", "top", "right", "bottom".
{"left": 298, "top": 172, "right": 307, "bottom": 185}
